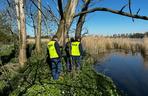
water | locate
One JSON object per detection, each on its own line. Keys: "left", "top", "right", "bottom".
{"left": 94, "top": 52, "right": 148, "bottom": 96}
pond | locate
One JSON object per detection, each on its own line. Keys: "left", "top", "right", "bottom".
{"left": 94, "top": 52, "right": 148, "bottom": 96}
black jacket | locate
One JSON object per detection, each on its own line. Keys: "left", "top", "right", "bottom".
{"left": 65, "top": 41, "right": 71, "bottom": 57}
{"left": 79, "top": 42, "right": 83, "bottom": 55}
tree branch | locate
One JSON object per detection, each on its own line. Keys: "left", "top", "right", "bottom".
{"left": 46, "top": 5, "right": 59, "bottom": 24}
{"left": 6, "top": 0, "right": 11, "bottom": 7}
{"left": 58, "top": 0, "right": 64, "bottom": 19}
{"left": 75, "top": 0, "right": 91, "bottom": 38}
{"left": 120, "top": 4, "right": 128, "bottom": 12}
{"left": 30, "top": 0, "right": 47, "bottom": 19}
{"left": 128, "top": 0, "right": 134, "bottom": 22}
{"left": 74, "top": 7, "right": 148, "bottom": 20}
{"left": 51, "top": 0, "right": 60, "bottom": 14}
{"left": 136, "top": 8, "right": 140, "bottom": 15}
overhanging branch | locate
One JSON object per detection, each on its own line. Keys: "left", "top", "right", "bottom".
{"left": 74, "top": 7, "right": 148, "bottom": 20}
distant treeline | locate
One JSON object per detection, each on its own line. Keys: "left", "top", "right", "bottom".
{"left": 27, "top": 32, "right": 148, "bottom": 39}
{"left": 111, "top": 32, "right": 148, "bottom": 38}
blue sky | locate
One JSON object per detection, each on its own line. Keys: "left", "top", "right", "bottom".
{"left": 1, "top": 0, "right": 148, "bottom": 36}
{"left": 84, "top": 0, "right": 148, "bottom": 36}
{"left": 45, "top": 0, "right": 148, "bottom": 36}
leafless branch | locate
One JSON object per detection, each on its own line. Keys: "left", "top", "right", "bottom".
{"left": 74, "top": 7, "right": 148, "bottom": 20}
{"left": 128, "top": 0, "right": 134, "bottom": 22}
{"left": 58, "top": 0, "right": 64, "bottom": 19}
{"left": 32, "top": 1, "right": 59, "bottom": 25}
{"left": 6, "top": 0, "right": 11, "bottom": 7}
{"left": 30, "top": 0, "right": 47, "bottom": 19}
{"left": 46, "top": 5, "right": 59, "bottom": 24}
{"left": 89, "top": 0, "right": 104, "bottom": 7}
{"left": 51, "top": 0, "right": 60, "bottom": 13}
{"left": 136, "top": 8, "right": 140, "bottom": 15}
{"left": 29, "top": 4, "right": 36, "bottom": 36}
{"left": 120, "top": 4, "right": 128, "bottom": 12}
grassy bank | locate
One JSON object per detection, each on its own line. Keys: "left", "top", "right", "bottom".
{"left": 0, "top": 44, "right": 119, "bottom": 95}
{"left": 0, "top": 44, "right": 18, "bottom": 63}
{"left": 0, "top": 44, "right": 15, "bottom": 57}
{"left": 9, "top": 54, "right": 119, "bottom": 96}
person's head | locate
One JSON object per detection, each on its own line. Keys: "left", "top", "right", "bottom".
{"left": 52, "top": 35, "right": 58, "bottom": 41}
{"left": 70, "top": 37, "right": 74, "bottom": 42}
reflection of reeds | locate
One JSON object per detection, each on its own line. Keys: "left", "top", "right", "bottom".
{"left": 82, "top": 36, "right": 144, "bottom": 55}
{"left": 143, "top": 37, "right": 148, "bottom": 56}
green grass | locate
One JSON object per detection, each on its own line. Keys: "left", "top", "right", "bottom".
{"left": 0, "top": 44, "right": 120, "bottom": 96}
{"left": 0, "top": 44, "right": 15, "bottom": 56}
{"left": 8, "top": 54, "right": 119, "bottom": 96}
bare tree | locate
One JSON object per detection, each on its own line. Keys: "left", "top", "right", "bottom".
{"left": 56, "top": 0, "right": 78, "bottom": 46}
{"left": 15, "top": 0, "right": 27, "bottom": 67}
{"left": 35, "top": 0, "right": 42, "bottom": 54}
{"left": 75, "top": 0, "right": 91, "bottom": 38}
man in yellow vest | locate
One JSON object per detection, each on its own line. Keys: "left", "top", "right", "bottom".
{"left": 71, "top": 36, "right": 83, "bottom": 70}
{"left": 47, "top": 35, "right": 62, "bottom": 80}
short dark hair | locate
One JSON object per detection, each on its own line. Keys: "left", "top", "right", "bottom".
{"left": 52, "top": 35, "right": 58, "bottom": 40}
{"left": 70, "top": 37, "right": 74, "bottom": 42}
{"left": 53, "top": 35, "right": 58, "bottom": 39}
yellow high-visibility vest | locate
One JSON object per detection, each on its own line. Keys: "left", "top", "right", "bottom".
{"left": 47, "top": 41, "right": 59, "bottom": 58}
{"left": 71, "top": 41, "right": 80, "bottom": 56}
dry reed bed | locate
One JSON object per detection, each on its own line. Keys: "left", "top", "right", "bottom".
{"left": 82, "top": 36, "right": 146, "bottom": 55}
{"left": 26, "top": 36, "right": 148, "bottom": 55}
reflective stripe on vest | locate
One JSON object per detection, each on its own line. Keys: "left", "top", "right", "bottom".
{"left": 71, "top": 41, "right": 80, "bottom": 56}
{"left": 47, "top": 41, "right": 59, "bottom": 58}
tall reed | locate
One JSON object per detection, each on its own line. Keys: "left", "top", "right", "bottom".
{"left": 27, "top": 36, "right": 147, "bottom": 56}
{"left": 82, "top": 36, "right": 144, "bottom": 55}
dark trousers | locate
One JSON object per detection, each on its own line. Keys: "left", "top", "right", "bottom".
{"left": 50, "top": 58, "right": 62, "bottom": 80}
{"left": 72, "top": 56, "right": 81, "bottom": 70}
{"left": 66, "top": 57, "right": 72, "bottom": 72}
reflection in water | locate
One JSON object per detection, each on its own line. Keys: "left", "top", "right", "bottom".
{"left": 95, "top": 52, "right": 148, "bottom": 96}
{"left": 144, "top": 57, "right": 148, "bottom": 69}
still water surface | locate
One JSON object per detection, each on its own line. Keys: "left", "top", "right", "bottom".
{"left": 95, "top": 52, "right": 148, "bottom": 96}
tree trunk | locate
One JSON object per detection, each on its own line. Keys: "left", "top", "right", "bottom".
{"left": 56, "top": 0, "right": 78, "bottom": 46}
{"left": 75, "top": 14, "right": 86, "bottom": 38}
{"left": 35, "top": 0, "right": 42, "bottom": 54}
{"left": 16, "top": 0, "right": 27, "bottom": 67}
{"left": 56, "top": 19, "right": 65, "bottom": 45}
{"left": 75, "top": 0, "right": 90, "bottom": 38}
